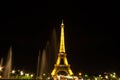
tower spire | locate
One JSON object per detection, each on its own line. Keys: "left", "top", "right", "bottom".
{"left": 61, "top": 19, "right": 64, "bottom": 25}
{"left": 59, "top": 20, "right": 65, "bottom": 53}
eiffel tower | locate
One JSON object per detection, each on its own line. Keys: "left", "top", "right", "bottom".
{"left": 51, "top": 20, "right": 73, "bottom": 76}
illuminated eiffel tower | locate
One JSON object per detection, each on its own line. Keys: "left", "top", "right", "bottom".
{"left": 51, "top": 20, "right": 73, "bottom": 76}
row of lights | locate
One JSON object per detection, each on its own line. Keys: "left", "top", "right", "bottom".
{"left": 11, "top": 70, "right": 34, "bottom": 77}
{"left": 0, "top": 68, "right": 34, "bottom": 79}
{"left": 1, "top": 65, "right": 120, "bottom": 79}
{"left": 78, "top": 72, "right": 120, "bottom": 80}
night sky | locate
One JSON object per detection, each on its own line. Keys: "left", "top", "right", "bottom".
{"left": 0, "top": 1, "right": 119, "bottom": 75}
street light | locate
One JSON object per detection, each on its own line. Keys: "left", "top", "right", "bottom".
{"left": 78, "top": 72, "right": 82, "bottom": 76}
{"left": 12, "top": 70, "right": 15, "bottom": 74}
{"left": 20, "top": 71, "right": 24, "bottom": 76}
{"left": 0, "top": 66, "right": 3, "bottom": 71}
{"left": 30, "top": 74, "right": 33, "bottom": 77}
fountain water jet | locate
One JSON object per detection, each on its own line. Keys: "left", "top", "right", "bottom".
{"left": 0, "top": 58, "right": 3, "bottom": 72}
{"left": 39, "top": 49, "right": 47, "bottom": 77}
{"left": 37, "top": 27, "right": 59, "bottom": 78}
{"left": 0, "top": 58, "right": 3, "bottom": 67}
{"left": 48, "top": 28, "right": 59, "bottom": 72}
{"left": 36, "top": 50, "right": 40, "bottom": 79}
{"left": 3, "top": 46, "right": 12, "bottom": 79}
{"left": 51, "top": 27, "right": 59, "bottom": 63}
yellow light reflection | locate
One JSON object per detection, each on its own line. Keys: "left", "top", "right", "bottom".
{"left": 59, "top": 21, "right": 65, "bottom": 53}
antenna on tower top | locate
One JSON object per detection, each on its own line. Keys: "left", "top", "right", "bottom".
{"left": 61, "top": 19, "right": 64, "bottom": 25}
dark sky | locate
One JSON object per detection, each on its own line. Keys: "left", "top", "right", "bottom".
{"left": 0, "top": 1, "right": 119, "bottom": 75}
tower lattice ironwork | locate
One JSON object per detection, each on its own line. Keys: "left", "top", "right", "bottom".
{"left": 51, "top": 20, "right": 73, "bottom": 76}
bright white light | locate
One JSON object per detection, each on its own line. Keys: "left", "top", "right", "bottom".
{"left": 99, "top": 74, "right": 101, "bottom": 77}
{"left": 30, "top": 74, "right": 33, "bottom": 77}
{"left": 112, "top": 75, "right": 116, "bottom": 78}
{"left": 20, "top": 71, "right": 24, "bottom": 75}
{"left": 47, "top": 77, "right": 51, "bottom": 79}
{"left": 65, "top": 75, "right": 73, "bottom": 79}
{"left": 105, "top": 75, "right": 108, "bottom": 79}
{"left": 12, "top": 70, "right": 15, "bottom": 74}
{"left": 43, "top": 73, "right": 46, "bottom": 76}
{"left": 79, "top": 72, "right": 82, "bottom": 76}
{"left": 113, "top": 72, "right": 116, "bottom": 75}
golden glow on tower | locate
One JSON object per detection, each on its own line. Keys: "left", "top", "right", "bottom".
{"left": 59, "top": 20, "right": 65, "bottom": 53}
{"left": 64, "top": 57, "right": 68, "bottom": 65}
{"left": 51, "top": 20, "right": 73, "bottom": 76}
{"left": 56, "top": 57, "right": 60, "bottom": 65}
